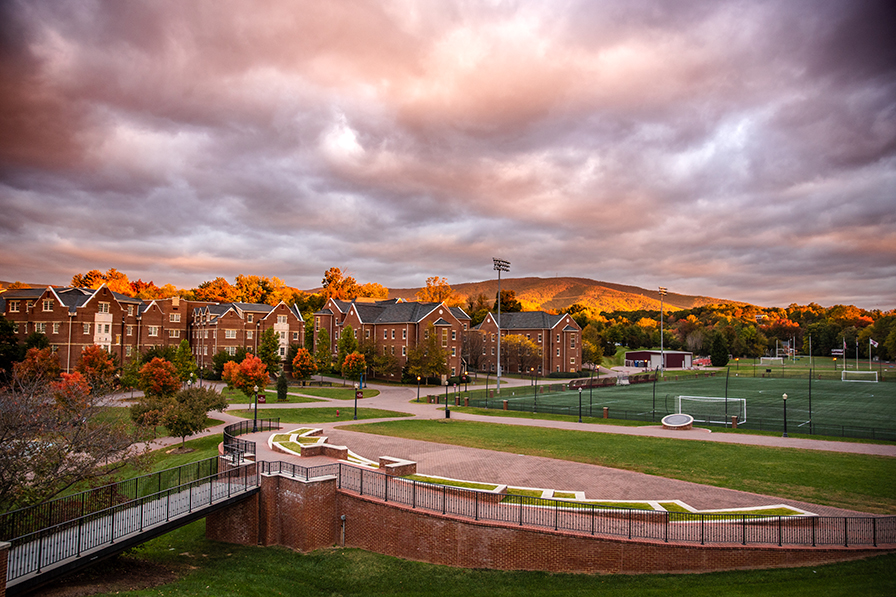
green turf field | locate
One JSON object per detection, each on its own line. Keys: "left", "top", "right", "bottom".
{"left": 469, "top": 373, "right": 896, "bottom": 440}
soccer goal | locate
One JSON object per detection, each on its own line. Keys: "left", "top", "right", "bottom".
{"left": 760, "top": 357, "right": 784, "bottom": 366}
{"left": 842, "top": 370, "right": 879, "bottom": 382}
{"left": 677, "top": 396, "right": 747, "bottom": 425}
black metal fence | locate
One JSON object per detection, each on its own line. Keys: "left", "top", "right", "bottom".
{"left": 328, "top": 463, "right": 896, "bottom": 548}
{"left": 223, "top": 418, "right": 280, "bottom": 461}
{"left": 4, "top": 458, "right": 258, "bottom": 585}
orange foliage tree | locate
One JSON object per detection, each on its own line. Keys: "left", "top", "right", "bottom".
{"left": 222, "top": 354, "right": 269, "bottom": 399}
{"left": 138, "top": 358, "right": 181, "bottom": 398}
{"left": 76, "top": 345, "right": 117, "bottom": 395}
{"left": 291, "top": 348, "right": 317, "bottom": 380}
{"left": 13, "top": 347, "right": 60, "bottom": 387}
{"left": 342, "top": 351, "right": 366, "bottom": 381}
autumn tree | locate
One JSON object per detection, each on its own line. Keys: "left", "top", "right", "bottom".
{"left": 321, "top": 267, "right": 360, "bottom": 300}
{"left": 494, "top": 290, "right": 522, "bottom": 313}
{"left": 71, "top": 269, "right": 105, "bottom": 288}
{"left": 12, "top": 347, "right": 60, "bottom": 388}
{"left": 416, "top": 277, "right": 456, "bottom": 303}
{"left": 1, "top": 357, "right": 143, "bottom": 511}
{"left": 194, "top": 277, "right": 240, "bottom": 303}
{"left": 501, "top": 334, "right": 542, "bottom": 374}
{"left": 406, "top": 324, "right": 449, "bottom": 383}
{"left": 71, "top": 268, "right": 132, "bottom": 295}
{"left": 342, "top": 351, "right": 367, "bottom": 382}
{"left": 291, "top": 348, "right": 317, "bottom": 380}
{"left": 257, "top": 327, "right": 281, "bottom": 375}
{"left": 222, "top": 354, "right": 269, "bottom": 400}
{"left": 462, "top": 331, "right": 486, "bottom": 372}
{"left": 0, "top": 315, "right": 20, "bottom": 376}
{"left": 357, "top": 282, "right": 388, "bottom": 299}
{"left": 211, "top": 347, "right": 248, "bottom": 378}
{"left": 138, "top": 358, "right": 181, "bottom": 399}
{"left": 75, "top": 345, "right": 118, "bottom": 395}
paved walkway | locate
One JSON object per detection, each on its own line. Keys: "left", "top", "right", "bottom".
{"left": 118, "top": 378, "right": 895, "bottom": 517}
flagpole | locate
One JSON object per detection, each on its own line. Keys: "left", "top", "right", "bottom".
{"left": 869, "top": 338, "right": 873, "bottom": 371}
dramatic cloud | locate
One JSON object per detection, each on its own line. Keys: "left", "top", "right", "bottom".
{"left": 1, "top": 0, "right": 894, "bottom": 309}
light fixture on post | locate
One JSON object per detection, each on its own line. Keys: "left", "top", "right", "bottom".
{"left": 353, "top": 382, "right": 359, "bottom": 420}
{"left": 658, "top": 287, "right": 668, "bottom": 374}
{"left": 531, "top": 367, "right": 538, "bottom": 412}
{"left": 493, "top": 258, "right": 510, "bottom": 393}
{"left": 253, "top": 384, "right": 259, "bottom": 433}
{"left": 578, "top": 387, "right": 583, "bottom": 423}
{"left": 782, "top": 393, "right": 788, "bottom": 437}
{"left": 416, "top": 376, "right": 421, "bottom": 402}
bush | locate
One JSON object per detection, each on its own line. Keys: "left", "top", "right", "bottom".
{"left": 546, "top": 371, "right": 581, "bottom": 379}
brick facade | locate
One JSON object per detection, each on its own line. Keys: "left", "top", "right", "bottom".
{"left": 476, "top": 311, "right": 582, "bottom": 375}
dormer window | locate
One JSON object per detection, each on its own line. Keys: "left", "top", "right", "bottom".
{"left": 42, "top": 299, "right": 54, "bottom": 312}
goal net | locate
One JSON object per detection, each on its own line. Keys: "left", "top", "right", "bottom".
{"left": 760, "top": 357, "right": 784, "bottom": 365}
{"left": 677, "top": 396, "right": 747, "bottom": 425}
{"left": 842, "top": 370, "right": 878, "bottom": 382}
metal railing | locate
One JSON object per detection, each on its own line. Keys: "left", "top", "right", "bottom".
{"left": 328, "top": 463, "right": 895, "bottom": 548}
{"left": 4, "top": 458, "right": 258, "bottom": 585}
{"left": 223, "top": 418, "right": 280, "bottom": 461}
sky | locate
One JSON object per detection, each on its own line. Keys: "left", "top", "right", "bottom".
{"left": 1, "top": 0, "right": 894, "bottom": 310}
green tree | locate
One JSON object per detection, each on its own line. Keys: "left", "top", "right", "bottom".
{"left": 24, "top": 332, "right": 49, "bottom": 351}
{"left": 493, "top": 290, "right": 522, "bottom": 313}
{"left": 337, "top": 325, "right": 358, "bottom": 375}
{"left": 211, "top": 347, "right": 248, "bottom": 378}
{"left": 0, "top": 315, "right": 20, "bottom": 376}
{"left": 257, "top": 327, "right": 281, "bottom": 375}
{"left": 276, "top": 373, "right": 289, "bottom": 401}
{"left": 406, "top": 323, "right": 449, "bottom": 383}
{"left": 314, "top": 329, "right": 332, "bottom": 378}
{"left": 163, "top": 386, "right": 229, "bottom": 448}
{"left": 141, "top": 345, "right": 177, "bottom": 364}
{"left": 172, "top": 339, "right": 198, "bottom": 382}
{"left": 119, "top": 356, "right": 142, "bottom": 398}
{"left": 710, "top": 332, "right": 730, "bottom": 367}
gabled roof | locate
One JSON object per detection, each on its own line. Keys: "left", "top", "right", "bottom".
{"left": 476, "top": 311, "right": 580, "bottom": 331}
{"left": 233, "top": 302, "right": 274, "bottom": 314}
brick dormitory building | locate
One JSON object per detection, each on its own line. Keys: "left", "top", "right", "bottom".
{"left": 2, "top": 285, "right": 581, "bottom": 378}
{"left": 0, "top": 285, "right": 305, "bottom": 373}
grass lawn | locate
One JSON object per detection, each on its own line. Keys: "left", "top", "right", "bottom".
{"left": 292, "top": 387, "right": 381, "bottom": 400}
{"left": 49, "top": 519, "right": 895, "bottom": 597}
{"left": 229, "top": 406, "right": 412, "bottom": 424}
{"left": 221, "top": 386, "right": 324, "bottom": 404}
{"left": 350, "top": 420, "right": 896, "bottom": 514}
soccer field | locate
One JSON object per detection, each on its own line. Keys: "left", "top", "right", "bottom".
{"left": 473, "top": 375, "right": 896, "bottom": 440}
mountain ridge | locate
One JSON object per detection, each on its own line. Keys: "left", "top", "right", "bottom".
{"left": 388, "top": 276, "right": 751, "bottom": 313}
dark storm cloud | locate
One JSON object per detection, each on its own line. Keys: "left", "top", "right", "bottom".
{"left": 0, "top": 0, "right": 894, "bottom": 309}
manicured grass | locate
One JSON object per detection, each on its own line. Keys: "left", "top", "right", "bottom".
{"left": 229, "top": 407, "right": 412, "bottom": 424}
{"left": 449, "top": 405, "right": 647, "bottom": 426}
{"left": 292, "top": 387, "right": 381, "bottom": 400}
{"left": 64, "top": 520, "right": 895, "bottom": 597}
{"left": 404, "top": 475, "right": 499, "bottom": 491}
{"left": 350, "top": 420, "right": 896, "bottom": 513}
{"left": 221, "top": 387, "right": 324, "bottom": 404}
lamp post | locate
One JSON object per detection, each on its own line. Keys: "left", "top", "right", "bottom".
{"left": 416, "top": 376, "right": 421, "bottom": 402}
{"left": 493, "top": 258, "right": 510, "bottom": 393}
{"left": 485, "top": 372, "right": 491, "bottom": 408}
{"left": 782, "top": 393, "right": 788, "bottom": 437}
{"left": 531, "top": 367, "right": 538, "bottom": 413}
{"left": 658, "top": 287, "right": 667, "bottom": 374}
{"left": 353, "top": 382, "right": 359, "bottom": 420}
{"left": 253, "top": 384, "right": 259, "bottom": 433}
{"left": 735, "top": 357, "right": 739, "bottom": 371}
{"left": 589, "top": 367, "right": 594, "bottom": 416}
{"left": 578, "top": 387, "right": 582, "bottom": 423}
{"left": 444, "top": 380, "right": 450, "bottom": 418}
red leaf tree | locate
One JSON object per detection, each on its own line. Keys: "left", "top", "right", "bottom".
{"left": 76, "top": 345, "right": 118, "bottom": 395}
{"left": 342, "top": 351, "right": 366, "bottom": 381}
{"left": 138, "top": 358, "right": 180, "bottom": 399}
{"left": 222, "top": 354, "right": 269, "bottom": 400}
{"left": 291, "top": 348, "right": 317, "bottom": 380}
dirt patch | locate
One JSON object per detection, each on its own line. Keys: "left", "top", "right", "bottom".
{"left": 24, "top": 556, "right": 183, "bottom": 597}
{"left": 165, "top": 446, "right": 196, "bottom": 454}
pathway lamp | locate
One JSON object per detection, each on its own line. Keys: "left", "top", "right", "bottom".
{"left": 253, "top": 384, "right": 259, "bottom": 433}
{"left": 444, "top": 379, "right": 450, "bottom": 418}
{"left": 485, "top": 372, "right": 491, "bottom": 408}
{"left": 782, "top": 393, "right": 788, "bottom": 438}
{"left": 353, "top": 382, "right": 360, "bottom": 420}
{"left": 532, "top": 367, "right": 539, "bottom": 413}
{"left": 578, "top": 387, "right": 583, "bottom": 423}
{"left": 416, "top": 376, "right": 421, "bottom": 402}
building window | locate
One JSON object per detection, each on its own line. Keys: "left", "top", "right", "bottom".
{"left": 9, "top": 301, "right": 19, "bottom": 312}
{"left": 451, "top": 367, "right": 456, "bottom": 376}
{"left": 538, "top": 333, "right": 542, "bottom": 343}
{"left": 402, "top": 346, "right": 407, "bottom": 356}
{"left": 391, "top": 346, "right": 395, "bottom": 355}
{"left": 36, "top": 322, "right": 46, "bottom": 333}
{"left": 128, "top": 305, "right": 134, "bottom": 316}
{"left": 570, "top": 357, "right": 576, "bottom": 365}
{"left": 482, "top": 347, "right": 486, "bottom": 355}
{"left": 148, "top": 326, "right": 159, "bottom": 337}
{"left": 279, "top": 347, "right": 285, "bottom": 356}
{"left": 293, "top": 331, "right": 299, "bottom": 341}
{"left": 247, "top": 314, "right": 253, "bottom": 323}
{"left": 12, "top": 322, "right": 19, "bottom": 334}
{"left": 280, "top": 331, "right": 286, "bottom": 340}
{"left": 391, "top": 329, "right": 395, "bottom": 339}
{"left": 277, "top": 315, "right": 287, "bottom": 324}
{"left": 169, "top": 329, "right": 180, "bottom": 338}
{"left": 225, "top": 346, "right": 237, "bottom": 356}
{"left": 353, "top": 329, "right": 357, "bottom": 339}
{"left": 491, "top": 347, "right": 495, "bottom": 355}
{"left": 442, "top": 329, "right": 448, "bottom": 347}
{"left": 225, "top": 329, "right": 236, "bottom": 339}
{"left": 98, "top": 302, "right": 109, "bottom": 313}
{"left": 127, "top": 325, "right": 133, "bottom": 336}
{"left": 556, "top": 348, "right": 560, "bottom": 357}
{"left": 570, "top": 336, "right": 576, "bottom": 348}
{"left": 424, "top": 329, "right": 429, "bottom": 340}
{"left": 402, "top": 329, "right": 407, "bottom": 339}
{"left": 83, "top": 323, "right": 91, "bottom": 335}
{"left": 42, "top": 299, "right": 54, "bottom": 312}
{"left": 556, "top": 334, "right": 560, "bottom": 343}
{"left": 247, "top": 330, "right": 254, "bottom": 340}
{"left": 125, "top": 346, "right": 132, "bottom": 357}
{"left": 315, "top": 317, "right": 320, "bottom": 331}
{"left": 491, "top": 334, "right": 495, "bottom": 342}
{"left": 451, "top": 347, "right": 456, "bottom": 356}
{"left": 452, "top": 330, "right": 457, "bottom": 341}
{"left": 104, "top": 324, "right": 110, "bottom": 334}
{"left": 384, "top": 330, "right": 388, "bottom": 339}
{"left": 365, "top": 329, "right": 370, "bottom": 339}
{"left": 170, "top": 313, "right": 181, "bottom": 323}
{"left": 52, "top": 322, "right": 60, "bottom": 334}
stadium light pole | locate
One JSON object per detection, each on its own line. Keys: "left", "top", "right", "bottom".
{"left": 782, "top": 393, "right": 788, "bottom": 437}
{"left": 493, "top": 258, "right": 510, "bottom": 393}
{"left": 658, "top": 287, "right": 668, "bottom": 375}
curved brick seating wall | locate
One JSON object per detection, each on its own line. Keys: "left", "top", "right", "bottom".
{"left": 205, "top": 472, "right": 892, "bottom": 575}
